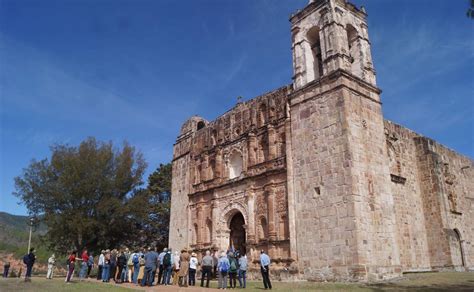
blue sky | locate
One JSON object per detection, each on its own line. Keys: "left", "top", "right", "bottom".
{"left": 1, "top": 0, "right": 473, "bottom": 216}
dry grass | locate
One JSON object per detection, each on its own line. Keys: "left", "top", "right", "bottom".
{"left": 0, "top": 272, "right": 473, "bottom": 292}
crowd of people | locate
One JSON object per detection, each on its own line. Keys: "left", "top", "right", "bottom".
{"left": 6, "top": 246, "right": 273, "bottom": 290}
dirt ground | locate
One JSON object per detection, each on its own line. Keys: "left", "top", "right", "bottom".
{"left": 0, "top": 272, "right": 473, "bottom": 291}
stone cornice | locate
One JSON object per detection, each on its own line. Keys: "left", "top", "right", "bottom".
{"left": 188, "top": 157, "right": 287, "bottom": 198}
{"left": 289, "top": 69, "right": 381, "bottom": 107}
{"left": 290, "top": 0, "right": 367, "bottom": 25}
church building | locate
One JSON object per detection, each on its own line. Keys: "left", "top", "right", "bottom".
{"left": 169, "top": 0, "right": 474, "bottom": 281}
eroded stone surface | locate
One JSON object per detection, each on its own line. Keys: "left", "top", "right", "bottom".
{"left": 169, "top": 0, "right": 473, "bottom": 281}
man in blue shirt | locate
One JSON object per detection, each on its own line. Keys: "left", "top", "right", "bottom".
{"left": 141, "top": 247, "right": 159, "bottom": 287}
{"left": 259, "top": 250, "right": 272, "bottom": 290}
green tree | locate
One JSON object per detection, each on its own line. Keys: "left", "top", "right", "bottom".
{"left": 126, "top": 163, "right": 171, "bottom": 249}
{"left": 468, "top": 0, "right": 474, "bottom": 18}
{"left": 14, "top": 137, "right": 147, "bottom": 253}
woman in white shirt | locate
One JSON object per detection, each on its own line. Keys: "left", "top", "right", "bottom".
{"left": 188, "top": 252, "right": 199, "bottom": 286}
{"left": 172, "top": 251, "right": 180, "bottom": 285}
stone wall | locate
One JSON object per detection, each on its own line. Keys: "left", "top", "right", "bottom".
{"left": 384, "top": 120, "right": 474, "bottom": 271}
{"left": 383, "top": 121, "right": 432, "bottom": 271}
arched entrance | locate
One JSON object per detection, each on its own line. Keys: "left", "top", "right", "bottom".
{"left": 453, "top": 229, "right": 465, "bottom": 267}
{"left": 229, "top": 212, "right": 246, "bottom": 255}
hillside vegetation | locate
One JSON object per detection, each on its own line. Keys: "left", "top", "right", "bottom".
{"left": 0, "top": 212, "right": 50, "bottom": 263}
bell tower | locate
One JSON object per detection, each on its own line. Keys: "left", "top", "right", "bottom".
{"left": 291, "top": 0, "right": 376, "bottom": 89}
{"left": 287, "top": 0, "right": 401, "bottom": 281}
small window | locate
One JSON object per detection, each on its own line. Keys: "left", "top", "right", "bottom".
{"left": 197, "top": 121, "right": 205, "bottom": 130}
{"left": 307, "top": 26, "right": 323, "bottom": 79}
{"left": 228, "top": 151, "right": 243, "bottom": 179}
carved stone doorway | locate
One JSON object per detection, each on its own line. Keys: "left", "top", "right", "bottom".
{"left": 452, "top": 229, "right": 465, "bottom": 268}
{"left": 229, "top": 212, "right": 246, "bottom": 255}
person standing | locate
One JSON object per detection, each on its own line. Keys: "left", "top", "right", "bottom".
{"left": 171, "top": 250, "right": 180, "bottom": 285}
{"left": 213, "top": 250, "right": 218, "bottom": 279}
{"left": 228, "top": 252, "right": 238, "bottom": 288}
{"left": 217, "top": 251, "right": 230, "bottom": 290}
{"left": 260, "top": 250, "right": 272, "bottom": 290}
{"left": 87, "top": 252, "right": 94, "bottom": 278}
{"left": 3, "top": 261, "right": 10, "bottom": 278}
{"left": 238, "top": 253, "right": 248, "bottom": 288}
{"left": 66, "top": 251, "right": 77, "bottom": 283}
{"left": 131, "top": 250, "right": 140, "bottom": 284}
{"left": 178, "top": 249, "right": 190, "bottom": 287}
{"left": 200, "top": 250, "right": 213, "bottom": 288}
{"left": 163, "top": 248, "right": 173, "bottom": 285}
{"left": 117, "top": 250, "right": 127, "bottom": 283}
{"left": 46, "top": 254, "right": 56, "bottom": 279}
{"left": 137, "top": 253, "right": 145, "bottom": 285}
{"left": 141, "top": 247, "right": 158, "bottom": 287}
{"left": 126, "top": 248, "right": 134, "bottom": 283}
{"left": 102, "top": 249, "right": 111, "bottom": 283}
{"left": 157, "top": 248, "right": 167, "bottom": 284}
{"left": 108, "top": 249, "right": 116, "bottom": 282}
{"left": 97, "top": 250, "right": 105, "bottom": 281}
{"left": 188, "top": 252, "right": 198, "bottom": 286}
{"left": 79, "top": 248, "right": 89, "bottom": 280}
{"left": 23, "top": 248, "right": 36, "bottom": 282}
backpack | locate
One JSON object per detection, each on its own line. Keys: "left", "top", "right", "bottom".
{"left": 163, "top": 253, "right": 171, "bottom": 266}
{"left": 229, "top": 258, "right": 237, "bottom": 272}
{"left": 23, "top": 254, "right": 30, "bottom": 265}
{"left": 220, "top": 260, "right": 230, "bottom": 273}
{"left": 66, "top": 258, "right": 70, "bottom": 266}
{"left": 132, "top": 254, "right": 139, "bottom": 264}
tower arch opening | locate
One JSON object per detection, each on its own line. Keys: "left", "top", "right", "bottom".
{"left": 307, "top": 26, "right": 323, "bottom": 80}
{"left": 346, "top": 24, "right": 361, "bottom": 75}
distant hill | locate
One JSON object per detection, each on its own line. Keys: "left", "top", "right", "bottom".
{"left": 0, "top": 212, "right": 47, "bottom": 233}
{"left": 0, "top": 211, "right": 49, "bottom": 263}
{"left": 0, "top": 212, "right": 47, "bottom": 235}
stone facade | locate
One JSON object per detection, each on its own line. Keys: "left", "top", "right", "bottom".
{"left": 169, "top": 0, "right": 474, "bottom": 281}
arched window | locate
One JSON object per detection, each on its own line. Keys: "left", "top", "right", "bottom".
{"left": 307, "top": 26, "right": 323, "bottom": 79}
{"left": 228, "top": 151, "right": 243, "bottom": 179}
{"left": 258, "top": 217, "right": 268, "bottom": 240}
{"left": 197, "top": 121, "right": 205, "bottom": 130}
{"left": 346, "top": 24, "right": 360, "bottom": 74}
{"left": 453, "top": 229, "right": 465, "bottom": 267}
